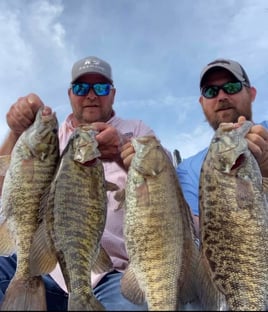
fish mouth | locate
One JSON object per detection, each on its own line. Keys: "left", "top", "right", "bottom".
{"left": 79, "top": 159, "right": 98, "bottom": 166}
{"left": 231, "top": 153, "right": 245, "bottom": 170}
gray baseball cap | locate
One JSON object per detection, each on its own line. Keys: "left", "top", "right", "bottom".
{"left": 200, "top": 58, "right": 251, "bottom": 89}
{"left": 71, "top": 56, "right": 113, "bottom": 84}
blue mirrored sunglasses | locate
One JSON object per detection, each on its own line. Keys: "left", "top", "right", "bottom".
{"left": 201, "top": 81, "right": 244, "bottom": 99}
{"left": 71, "top": 83, "right": 112, "bottom": 96}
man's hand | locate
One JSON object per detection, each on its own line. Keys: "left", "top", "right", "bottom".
{"left": 6, "top": 93, "right": 44, "bottom": 137}
{"left": 0, "top": 93, "right": 44, "bottom": 194}
{"left": 238, "top": 116, "right": 268, "bottom": 177}
{"left": 91, "top": 122, "right": 129, "bottom": 161}
{"left": 120, "top": 141, "right": 135, "bottom": 170}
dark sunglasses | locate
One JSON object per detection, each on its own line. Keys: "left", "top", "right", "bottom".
{"left": 71, "top": 83, "right": 112, "bottom": 96}
{"left": 201, "top": 81, "right": 244, "bottom": 99}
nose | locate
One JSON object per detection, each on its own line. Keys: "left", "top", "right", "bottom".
{"left": 86, "top": 88, "right": 97, "bottom": 99}
{"left": 217, "top": 88, "right": 228, "bottom": 100}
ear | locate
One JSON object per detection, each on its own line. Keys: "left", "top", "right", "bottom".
{"left": 199, "top": 95, "right": 203, "bottom": 107}
{"left": 249, "top": 86, "right": 257, "bottom": 102}
{"left": 111, "top": 87, "right": 116, "bottom": 104}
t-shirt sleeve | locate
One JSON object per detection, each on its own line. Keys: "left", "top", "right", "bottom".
{"left": 177, "top": 162, "right": 199, "bottom": 216}
{"left": 131, "top": 120, "right": 156, "bottom": 137}
{"left": 176, "top": 149, "right": 207, "bottom": 216}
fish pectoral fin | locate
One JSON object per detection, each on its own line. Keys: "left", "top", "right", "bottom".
{"left": 29, "top": 222, "right": 57, "bottom": 276}
{"left": 113, "top": 189, "right": 126, "bottom": 211}
{"left": 91, "top": 245, "right": 113, "bottom": 274}
{"left": 236, "top": 178, "right": 254, "bottom": 209}
{"left": 136, "top": 182, "right": 150, "bottom": 206}
{"left": 0, "top": 276, "right": 47, "bottom": 311}
{"left": 120, "top": 265, "right": 145, "bottom": 305}
{"left": 0, "top": 218, "right": 16, "bottom": 255}
{"left": 106, "top": 180, "right": 120, "bottom": 192}
{"left": 179, "top": 244, "right": 200, "bottom": 306}
{"left": 195, "top": 255, "right": 225, "bottom": 310}
{"left": 21, "top": 159, "right": 35, "bottom": 182}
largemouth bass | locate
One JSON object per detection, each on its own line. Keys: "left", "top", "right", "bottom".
{"left": 121, "top": 136, "right": 199, "bottom": 310}
{"left": 29, "top": 124, "right": 114, "bottom": 311}
{"left": 0, "top": 106, "right": 59, "bottom": 311}
{"left": 198, "top": 121, "right": 268, "bottom": 310}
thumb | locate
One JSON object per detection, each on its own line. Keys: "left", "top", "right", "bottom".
{"left": 237, "top": 116, "right": 246, "bottom": 123}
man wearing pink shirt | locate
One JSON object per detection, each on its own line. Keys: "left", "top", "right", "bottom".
{"left": 0, "top": 56, "right": 161, "bottom": 310}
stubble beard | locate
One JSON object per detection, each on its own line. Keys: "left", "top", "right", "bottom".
{"left": 208, "top": 109, "right": 252, "bottom": 131}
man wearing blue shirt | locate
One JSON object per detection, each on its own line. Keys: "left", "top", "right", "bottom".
{"left": 177, "top": 58, "right": 268, "bottom": 233}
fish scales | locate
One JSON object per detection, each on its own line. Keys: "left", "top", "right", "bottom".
{"left": 0, "top": 107, "right": 59, "bottom": 311}
{"left": 121, "top": 136, "right": 199, "bottom": 311}
{"left": 53, "top": 127, "right": 108, "bottom": 311}
{"left": 29, "top": 124, "right": 110, "bottom": 311}
{"left": 198, "top": 121, "right": 268, "bottom": 310}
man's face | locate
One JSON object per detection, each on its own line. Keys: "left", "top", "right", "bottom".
{"left": 68, "top": 73, "right": 116, "bottom": 126}
{"left": 199, "top": 69, "right": 255, "bottom": 130}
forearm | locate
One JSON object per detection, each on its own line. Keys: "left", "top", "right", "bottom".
{"left": 0, "top": 131, "right": 20, "bottom": 156}
{"left": 0, "top": 131, "right": 20, "bottom": 194}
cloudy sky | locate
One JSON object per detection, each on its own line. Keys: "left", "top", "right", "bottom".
{"left": 1, "top": 0, "right": 268, "bottom": 161}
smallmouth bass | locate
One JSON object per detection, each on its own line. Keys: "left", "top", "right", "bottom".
{"left": 29, "top": 124, "right": 114, "bottom": 311}
{"left": 121, "top": 136, "right": 199, "bottom": 310}
{"left": 198, "top": 121, "right": 268, "bottom": 310}
{"left": 0, "top": 106, "right": 59, "bottom": 311}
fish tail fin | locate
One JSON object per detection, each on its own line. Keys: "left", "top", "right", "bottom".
{"left": 0, "top": 218, "right": 16, "bottom": 255}
{"left": 120, "top": 266, "right": 145, "bottom": 305}
{"left": 0, "top": 276, "right": 47, "bottom": 311}
{"left": 91, "top": 245, "right": 113, "bottom": 274}
{"left": 29, "top": 221, "right": 58, "bottom": 276}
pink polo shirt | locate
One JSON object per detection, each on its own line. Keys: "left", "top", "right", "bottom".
{"left": 49, "top": 112, "right": 156, "bottom": 291}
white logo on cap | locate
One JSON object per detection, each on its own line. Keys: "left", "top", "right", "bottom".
{"left": 84, "top": 59, "right": 100, "bottom": 66}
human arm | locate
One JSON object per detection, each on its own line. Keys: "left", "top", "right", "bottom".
{"left": 176, "top": 163, "right": 200, "bottom": 235}
{"left": 176, "top": 148, "right": 208, "bottom": 235}
{"left": 0, "top": 132, "right": 17, "bottom": 194}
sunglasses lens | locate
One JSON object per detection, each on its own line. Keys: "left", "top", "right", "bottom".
{"left": 72, "top": 83, "right": 90, "bottom": 96}
{"left": 202, "top": 86, "right": 219, "bottom": 99}
{"left": 223, "top": 82, "right": 242, "bottom": 94}
{"left": 72, "top": 83, "right": 111, "bottom": 96}
{"left": 93, "top": 83, "right": 111, "bottom": 96}
{"left": 202, "top": 82, "right": 243, "bottom": 99}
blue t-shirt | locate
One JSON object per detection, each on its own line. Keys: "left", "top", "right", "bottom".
{"left": 176, "top": 120, "right": 268, "bottom": 216}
